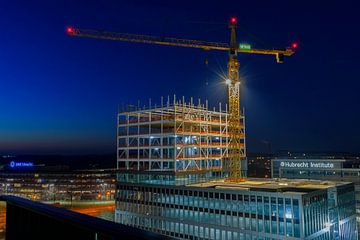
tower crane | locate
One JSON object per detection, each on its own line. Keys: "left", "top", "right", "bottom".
{"left": 66, "top": 17, "right": 296, "bottom": 181}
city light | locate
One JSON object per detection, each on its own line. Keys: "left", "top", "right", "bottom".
{"left": 9, "top": 161, "right": 33, "bottom": 168}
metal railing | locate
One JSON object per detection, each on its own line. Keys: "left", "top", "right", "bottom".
{"left": 0, "top": 195, "right": 172, "bottom": 240}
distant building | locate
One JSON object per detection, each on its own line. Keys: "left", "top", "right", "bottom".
{"left": 0, "top": 169, "right": 116, "bottom": 201}
{"left": 272, "top": 158, "right": 360, "bottom": 236}
{"left": 247, "top": 154, "right": 272, "bottom": 178}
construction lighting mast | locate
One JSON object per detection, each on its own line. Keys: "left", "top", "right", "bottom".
{"left": 66, "top": 18, "right": 296, "bottom": 181}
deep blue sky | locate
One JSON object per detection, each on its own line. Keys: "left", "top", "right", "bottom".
{"left": 1, "top": 0, "right": 359, "bottom": 154}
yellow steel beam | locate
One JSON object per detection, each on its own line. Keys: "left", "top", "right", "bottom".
{"left": 67, "top": 27, "right": 294, "bottom": 57}
{"left": 67, "top": 27, "right": 229, "bottom": 51}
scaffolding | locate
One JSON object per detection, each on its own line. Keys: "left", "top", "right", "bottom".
{"left": 117, "top": 97, "right": 246, "bottom": 174}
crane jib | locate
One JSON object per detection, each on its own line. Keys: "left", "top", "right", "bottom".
{"left": 69, "top": 28, "right": 294, "bottom": 56}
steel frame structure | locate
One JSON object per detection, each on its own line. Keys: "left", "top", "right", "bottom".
{"left": 117, "top": 97, "right": 245, "bottom": 174}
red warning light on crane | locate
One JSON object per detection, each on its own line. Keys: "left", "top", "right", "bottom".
{"left": 230, "top": 17, "right": 237, "bottom": 24}
{"left": 291, "top": 42, "right": 298, "bottom": 49}
{"left": 66, "top": 27, "right": 75, "bottom": 34}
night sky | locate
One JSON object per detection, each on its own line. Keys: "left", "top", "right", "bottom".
{"left": 1, "top": 1, "right": 359, "bottom": 154}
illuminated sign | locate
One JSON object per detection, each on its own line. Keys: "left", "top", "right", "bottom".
{"left": 9, "top": 161, "right": 34, "bottom": 168}
{"left": 279, "top": 161, "right": 334, "bottom": 169}
{"left": 239, "top": 43, "right": 251, "bottom": 50}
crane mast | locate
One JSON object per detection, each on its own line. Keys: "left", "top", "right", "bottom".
{"left": 66, "top": 18, "right": 295, "bottom": 181}
{"left": 227, "top": 19, "right": 245, "bottom": 180}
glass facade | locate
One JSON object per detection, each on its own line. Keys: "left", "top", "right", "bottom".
{"left": 115, "top": 179, "right": 357, "bottom": 240}
{"left": 272, "top": 158, "right": 360, "bottom": 237}
{"left": 116, "top": 171, "right": 223, "bottom": 186}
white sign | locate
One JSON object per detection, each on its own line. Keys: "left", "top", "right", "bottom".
{"left": 279, "top": 161, "right": 334, "bottom": 169}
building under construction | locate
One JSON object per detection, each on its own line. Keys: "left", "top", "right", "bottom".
{"left": 117, "top": 97, "right": 246, "bottom": 176}
{"left": 115, "top": 100, "right": 357, "bottom": 240}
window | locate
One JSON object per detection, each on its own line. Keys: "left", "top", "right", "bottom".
{"left": 232, "top": 194, "right": 237, "bottom": 201}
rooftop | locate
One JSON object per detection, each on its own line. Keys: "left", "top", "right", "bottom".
{"left": 272, "top": 158, "right": 346, "bottom": 162}
{"left": 187, "top": 178, "right": 351, "bottom": 194}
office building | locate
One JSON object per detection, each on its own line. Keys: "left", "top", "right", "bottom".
{"left": 116, "top": 177, "right": 357, "bottom": 239}
{"left": 272, "top": 158, "right": 360, "bottom": 236}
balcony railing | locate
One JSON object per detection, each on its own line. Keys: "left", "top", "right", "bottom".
{"left": 0, "top": 195, "right": 172, "bottom": 240}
